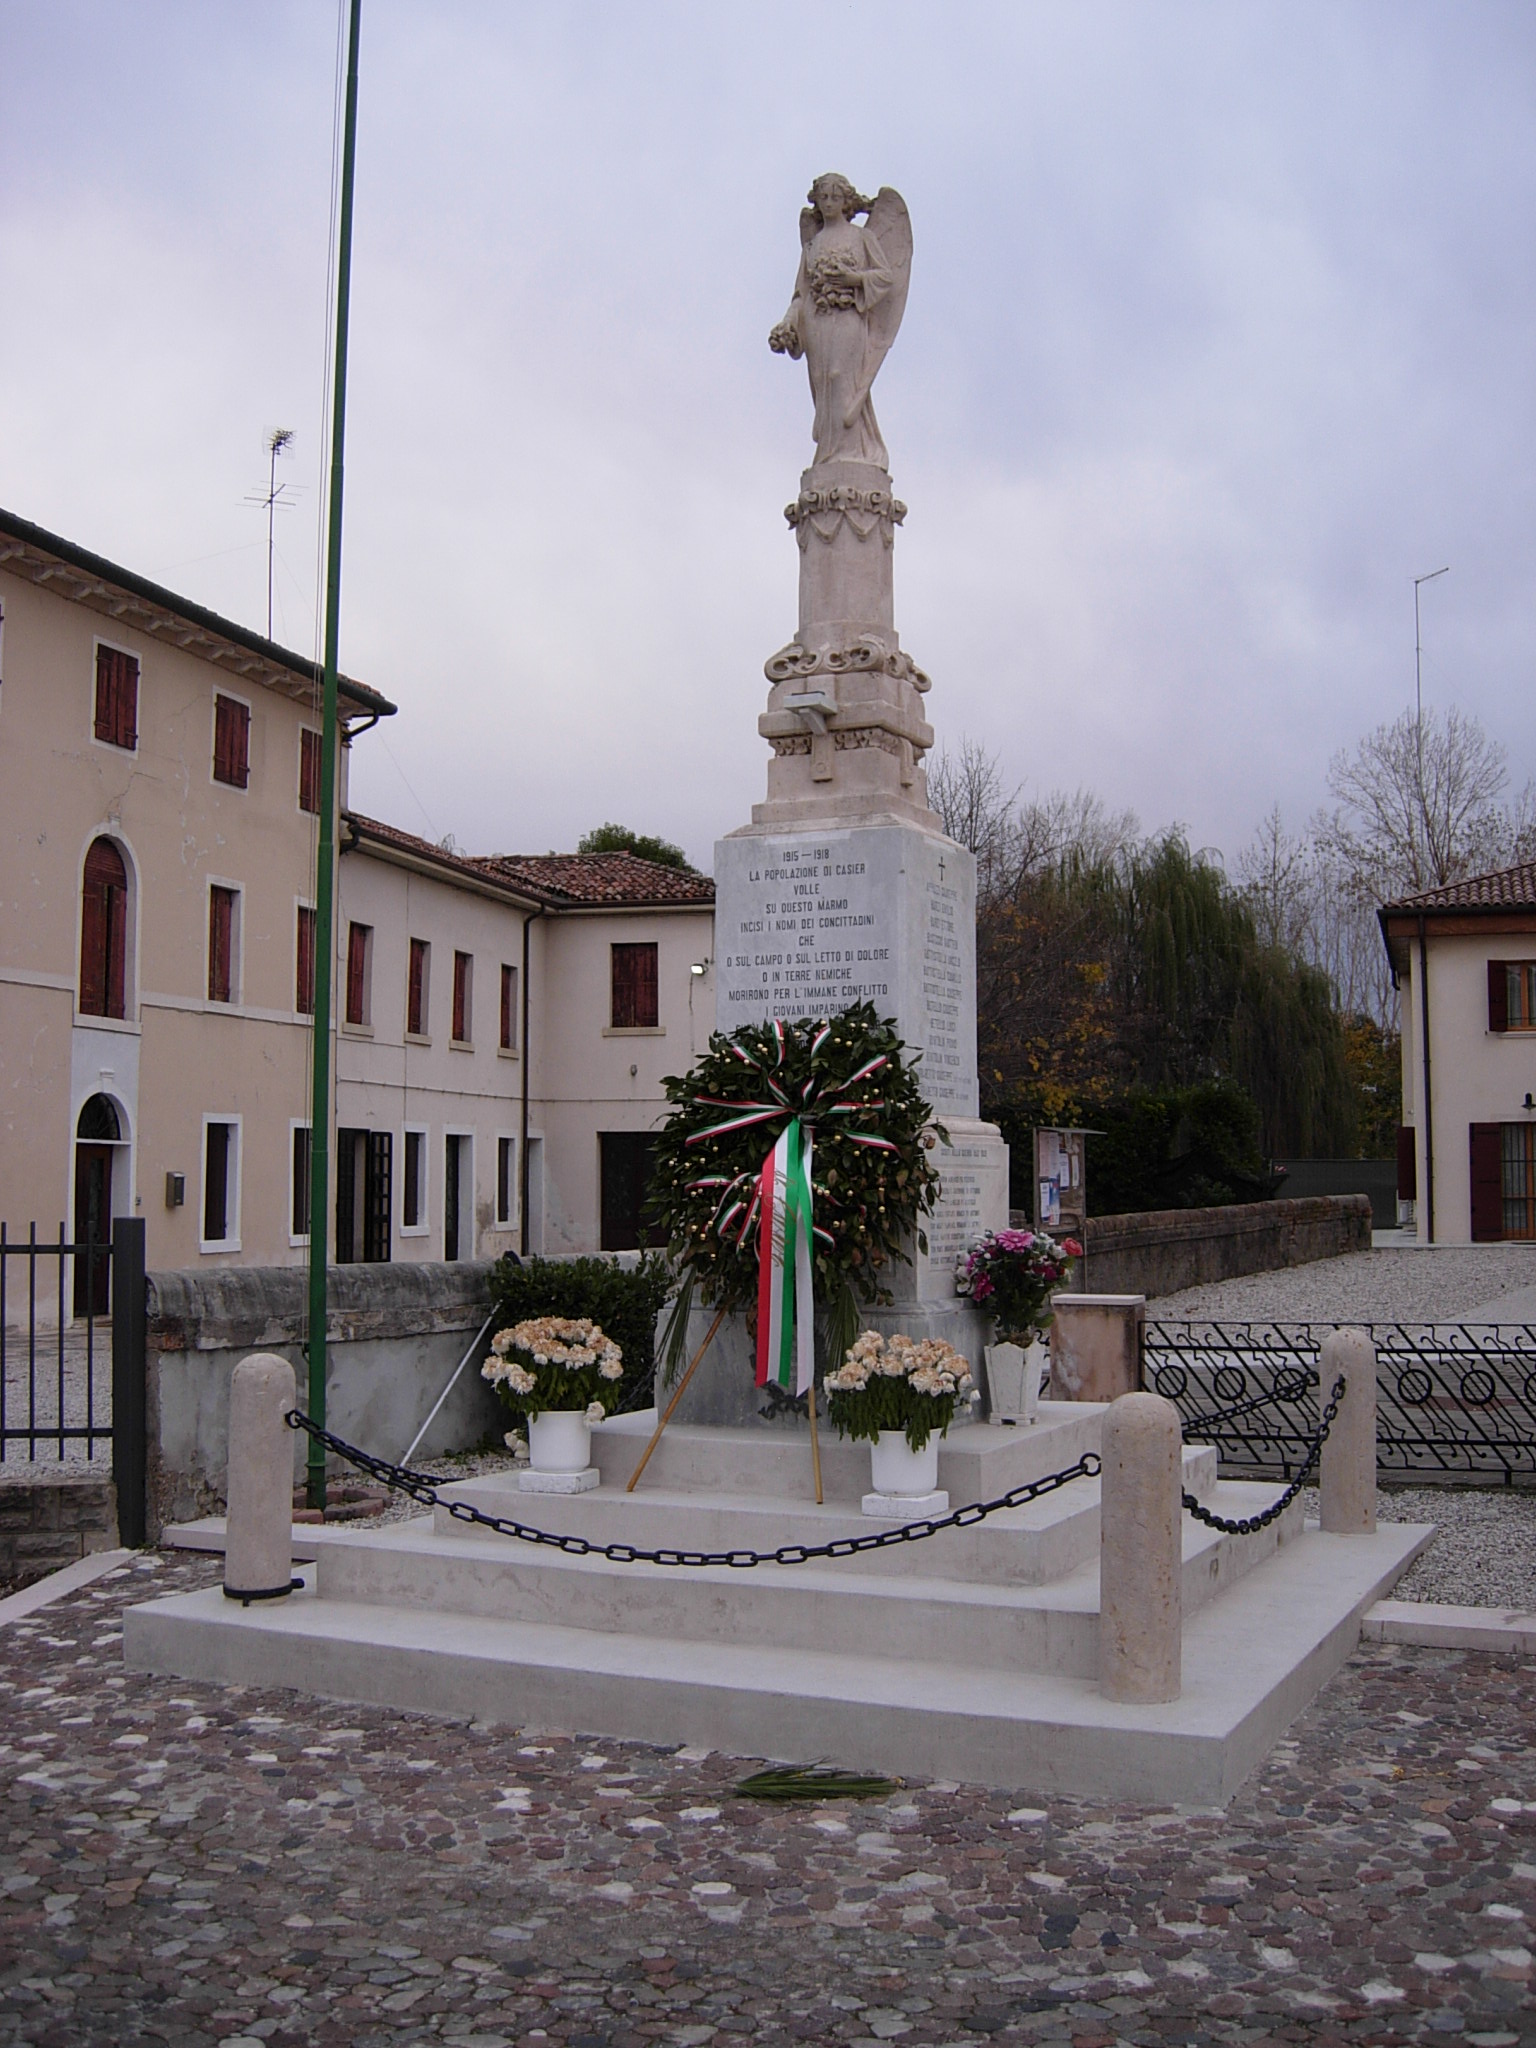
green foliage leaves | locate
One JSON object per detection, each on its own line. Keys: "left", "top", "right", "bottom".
{"left": 576, "top": 821, "right": 693, "bottom": 870}
{"left": 646, "top": 1005, "right": 941, "bottom": 1324}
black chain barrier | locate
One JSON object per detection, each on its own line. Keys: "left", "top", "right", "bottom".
{"left": 285, "top": 1410, "right": 1101, "bottom": 1567}
{"left": 1181, "top": 1374, "right": 1346, "bottom": 1535}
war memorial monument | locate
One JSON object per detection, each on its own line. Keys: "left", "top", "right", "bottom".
{"left": 125, "top": 176, "right": 1431, "bottom": 1805}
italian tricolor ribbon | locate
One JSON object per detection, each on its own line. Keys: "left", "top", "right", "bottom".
{"left": 755, "top": 1118, "right": 815, "bottom": 1395}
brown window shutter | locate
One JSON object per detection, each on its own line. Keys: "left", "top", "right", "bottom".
{"left": 1488, "top": 960, "right": 1509, "bottom": 1033}
{"left": 500, "top": 963, "right": 516, "bottom": 1050}
{"left": 408, "top": 939, "right": 427, "bottom": 1036}
{"left": 346, "top": 924, "right": 368, "bottom": 1026}
{"left": 94, "top": 648, "right": 118, "bottom": 743}
{"left": 453, "top": 951, "right": 470, "bottom": 1042}
{"left": 209, "top": 887, "right": 234, "bottom": 1002}
{"left": 1469, "top": 1123, "right": 1504, "bottom": 1242}
{"left": 214, "top": 696, "right": 250, "bottom": 787}
{"left": 297, "top": 907, "right": 316, "bottom": 1015}
{"left": 80, "top": 838, "right": 128, "bottom": 1018}
{"left": 231, "top": 699, "right": 249, "bottom": 787}
{"left": 611, "top": 943, "right": 658, "bottom": 1028}
{"left": 299, "top": 729, "right": 322, "bottom": 814}
{"left": 1395, "top": 1125, "right": 1417, "bottom": 1202}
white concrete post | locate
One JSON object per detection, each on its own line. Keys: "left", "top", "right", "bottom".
{"left": 1318, "top": 1327, "right": 1377, "bottom": 1535}
{"left": 224, "top": 1352, "right": 297, "bottom": 1604}
{"left": 1099, "top": 1391, "right": 1182, "bottom": 1703}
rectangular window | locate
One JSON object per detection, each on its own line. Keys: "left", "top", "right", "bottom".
{"left": 202, "top": 1119, "right": 238, "bottom": 1247}
{"left": 345, "top": 922, "right": 372, "bottom": 1026}
{"left": 296, "top": 905, "right": 316, "bottom": 1015}
{"left": 403, "top": 1128, "right": 425, "bottom": 1230}
{"left": 213, "top": 694, "right": 251, "bottom": 788}
{"left": 94, "top": 646, "right": 139, "bottom": 750}
{"left": 600, "top": 1132, "right": 663, "bottom": 1251}
{"left": 334, "top": 1128, "right": 392, "bottom": 1262}
{"left": 1506, "top": 963, "right": 1536, "bottom": 1031}
{"left": 407, "top": 938, "right": 430, "bottom": 1037}
{"left": 497, "top": 1136, "right": 517, "bottom": 1226}
{"left": 299, "top": 727, "right": 322, "bottom": 814}
{"left": 444, "top": 1133, "right": 467, "bottom": 1261}
{"left": 1503, "top": 1124, "right": 1536, "bottom": 1241}
{"left": 208, "top": 885, "right": 238, "bottom": 1003}
{"left": 452, "top": 950, "right": 473, "bottom": 1044}
{"left": 611, "top": 942, "right": 659, "bottom": 1029}
{"left": 291, "top": 1125, "right": 312, "bottom": 1240}
{"left": 500, "top": 962, "right": 518, "bottom": 1052}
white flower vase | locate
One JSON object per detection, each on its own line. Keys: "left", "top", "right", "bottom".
{"left": 985, "top": 1339, "right": 1048, "bottom": 1425}
{"left": 522, "top": 1408, "right": 598, "bottom": 1494}
{"left": 863, "top": 1428, "right": 948, "bottom": 1519}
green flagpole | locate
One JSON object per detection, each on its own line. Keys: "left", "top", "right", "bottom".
{"left": 307, "top": 0, "right": 363, "bottom": 1512}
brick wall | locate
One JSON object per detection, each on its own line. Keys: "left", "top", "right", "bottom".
{"left": 1083, "top": 1195, "right": 1373, "bottom": 1299}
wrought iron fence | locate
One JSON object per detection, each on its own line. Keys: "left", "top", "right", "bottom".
{"left": 0, "top": 1219, "right": 146, "bottom": 1542}
{"left": 1144, "top": 1320, "right": 1536, "bottom": 1485}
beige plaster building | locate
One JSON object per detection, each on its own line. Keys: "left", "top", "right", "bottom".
{"left": 0, "top": 506, "right": 394, "bottom": 1296}
{"left": 0, "top": 507, "right": 716, "bottom": 1310}
{"left": 1381, "top": 860, "right": 1536, "bottom": 1244}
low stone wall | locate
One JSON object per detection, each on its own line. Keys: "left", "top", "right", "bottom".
{"left": 146, "top": 1261, "right": 502, "bottom": 1536}
{"left": 0, "top": 1478, "right": 118, "bottom": 1587}
{"left": 1083, "top": 1195, "right": 1372, "bottom": 1301}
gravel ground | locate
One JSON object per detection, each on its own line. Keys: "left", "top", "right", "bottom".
{"left": 1154, "top": 1248, "right": 1536, "bottom": 1326}
{"left": 2, "top": 1552, "right": 1534, "bottom": 2047}
{"left": 1297, "top": 1488, "right": 1536, "bottom": 1611}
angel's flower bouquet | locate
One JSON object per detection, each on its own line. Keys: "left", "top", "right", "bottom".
{"left": 954, "top": 1228, "right": 1082, "bottom": 1346}
{"left": 482, "top": 1316, "right": 624, "bottom": 1424}
{"left": 824, "top": 1331, "right": 978, "bottom": 1454}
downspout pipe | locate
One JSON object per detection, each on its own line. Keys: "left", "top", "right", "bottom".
{"left": 520, "top": 905, "right": 544, "bottom": 1257}
{"left": 1417, "top": 913, "right": 1434, "bottom": 1244}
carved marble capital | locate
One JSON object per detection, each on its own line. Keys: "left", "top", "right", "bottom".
{"left": 764, "top": 635, "right": 930, "bottom": 690}
{"left": 784, "top": 485, "right": 907, "bottom": 548}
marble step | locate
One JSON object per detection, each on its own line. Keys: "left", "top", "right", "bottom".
{"left": 124, "top": 1519, "right": 1434, "bottom": 1805}
{"left": 584, "top": 1404, "right": 1106, "bottom": 1508}
{"left": 316, "top": 1473, "right": 1294, "bottom": 1679}
{"left": 434, "top": 1442, "right": 1220, "bottom": 1588}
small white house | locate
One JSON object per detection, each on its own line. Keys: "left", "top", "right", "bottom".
{"left": 1380, "top": 860, "right": 1536, "bottom": 1244}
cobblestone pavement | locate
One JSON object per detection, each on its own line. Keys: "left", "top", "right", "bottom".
{"left": 2, "top": 1554, "right": 1534, "bottom": 2048}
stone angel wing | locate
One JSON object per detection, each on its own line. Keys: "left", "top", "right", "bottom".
{"left": 862, "top": 186, "right": 912, "bottom": 359}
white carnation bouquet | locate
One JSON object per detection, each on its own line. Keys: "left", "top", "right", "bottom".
{"left": 824, "top": 1330, "right": 978, "bottom": 1453}
{"left": 482, "top": 1315, "right": 624, "bottom": 1424}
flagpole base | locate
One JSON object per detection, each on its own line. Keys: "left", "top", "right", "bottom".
{"left": 861, "top": 1488, "right": 949, "bottom": 1520}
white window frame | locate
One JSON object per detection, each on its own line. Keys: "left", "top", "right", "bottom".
{"left": 289, "top": 1118, "right": 312, "bottom": 1248}
{"left": 444, "top": 1126, "right": 475, "bottom": 1259}
{"left": 495, "top": 1131, "right": 519, "bottom": 1228}
{"left": 199, "top": 1112, "right": 242, "bottom": 1253}
{"left": 400, "top": 1122, "right": 430, "bottom": 1237}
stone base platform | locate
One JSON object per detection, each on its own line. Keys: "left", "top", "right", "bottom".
{"left": 125, "top": 1407, "right": 1431, "bottom": 1806}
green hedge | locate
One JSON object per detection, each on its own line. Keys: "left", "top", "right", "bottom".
{"left": 488, "top": 1254, "right": 674, "bottom": 1412}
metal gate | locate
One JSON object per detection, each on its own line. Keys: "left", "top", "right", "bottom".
{"left": 0, "top": 1217, "right": 147, "bottom": 1543}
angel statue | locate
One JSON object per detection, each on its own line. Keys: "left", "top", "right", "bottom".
{"left": 769, "top": 173, "right": 912, "bottom": 471}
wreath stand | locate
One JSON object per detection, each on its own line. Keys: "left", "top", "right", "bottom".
{"left": 625, "top": 1306, "right": 824, "bottom": 1503}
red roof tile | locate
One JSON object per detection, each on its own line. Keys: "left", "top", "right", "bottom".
{"left": 1381, "top": 860, "right": 1536, "bottom": 915}
{"left": 476, "top": 852, "right": 715, "bottom": 909}
{"left": 344, "top": 814, "right": 714, "bottom": 910}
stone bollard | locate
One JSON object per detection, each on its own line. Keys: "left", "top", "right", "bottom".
{"left": 1051, "top": 1295, "right": 1146, "bottom": 1402}
{"left": 1318, "top": 1327, "right": 1377, "bottom": 1535}
{"left": 224, "top": 1353, "right": 298, "bottom": 1604}
{"left": 1099, "top": 1391, "right": 1182, "bottom": 1703}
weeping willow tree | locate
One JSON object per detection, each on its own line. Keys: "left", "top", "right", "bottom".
{"left": 978, "top": 828, "right": 1359, "bottom": 1167}
{"left": 1230, "top": 948, "right": 1358, "bottom": 1156}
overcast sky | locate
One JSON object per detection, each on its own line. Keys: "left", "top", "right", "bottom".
{"left": 3, "top": 2, "right": 1532, "bottom": 871}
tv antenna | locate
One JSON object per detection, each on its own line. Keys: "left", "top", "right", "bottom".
{"left": 244, "top": 428, "right": 300, "bottom": 639}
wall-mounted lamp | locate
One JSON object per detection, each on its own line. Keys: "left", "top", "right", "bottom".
{"left": 165, "top": 1172, "right": 185, "bottom": 1208}
{"left": 1524, "top": 1093, "right": 1535, "bottom": 1112}
{"left": 690, "top": 960, "right": 711, "bottom": 978}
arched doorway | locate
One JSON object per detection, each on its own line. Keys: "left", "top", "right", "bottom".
{"left": 73, "top": 1093, "right": 122, "bottom": 1316}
